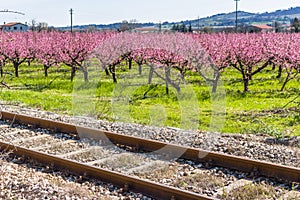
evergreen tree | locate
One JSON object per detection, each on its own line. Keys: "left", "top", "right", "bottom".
{"left": 274, "top": 21, "right": 282, "bottom": 33}
{"left": 188, "top": 22, "right": 193, "bottom": 33}
{"left": 179, "top": 21, "right": 187, "bottom": 32}
{"left": 158, "top": 22, "right": 162, "bottom": 32}
{"left": 293, "top": 17, "right": 300, "bottom": 33}
{"left": 171, "top": 24, "right": 178, "bottom": 32}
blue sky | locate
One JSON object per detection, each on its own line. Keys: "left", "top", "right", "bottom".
{"left": 1, "top": 0, "right": 300, "bottom": 27}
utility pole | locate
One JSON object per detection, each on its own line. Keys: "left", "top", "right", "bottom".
{"left": 158, "top": 21, "right": 162, "bottom": 32}
{"left": 69, "top": 8, "right": 73, "bottom": 33}
{"left": 197, "top": 16, "right": 200, "bottom": 33}
{"left": 234, "top": 0, "right": 240, "bottom": 33}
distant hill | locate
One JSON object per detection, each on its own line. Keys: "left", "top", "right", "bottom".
{"left": 58, "top": 7, "right": 300, "bottom": 31}
{"left": 188, "top": 7, "right": 300, "bottom": 28}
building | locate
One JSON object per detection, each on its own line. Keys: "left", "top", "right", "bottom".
{"left": 1, "top": 22, "right": 29, "bottom": 32}
{"left": 247, "top": 24, "right": 273, "bottom": 33}
{"left": 133, "top": 26, "right": 159, "bottom": 33}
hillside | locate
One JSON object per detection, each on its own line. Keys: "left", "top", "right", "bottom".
{"left": 189, "top": 7, "right": 300, "bottom": 28}
{"left": 58, "top": 7, "right": 300, "bottom": 30}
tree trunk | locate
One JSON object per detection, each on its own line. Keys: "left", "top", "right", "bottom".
{"left": 70, "top": 66, "right": 76, "bottom": 81}
{"left": 128, "top": 58, "right": 132, "bottom": 70}
{"left": 105, "top": 68, "right": 110, "bottom": 76}
{"left": 0, "top": 66, "right": 3, "bottom": 77}
{"left": 272, "top": 63, "right": 276, "bottom": 71}
{"left": 240, "top": 68, "right": 250, "bottom": 92}
{"left": 276, "top": 65, "right": 283, "bottom": 79}
{"left": 212, "top": 70, "right": 220, "bottom": 93}
{"left": 165, "top": 67, "right": 170, "bottom": 95}
{"left": 13, "top": 62, "right": 19, "bottom": 78}
{"left": 281, "top": 72, "right": 291, "bottom": 91}
{"left": 148, "top": 65, "right": 154, "bottom": 84}
{"left": 44, "top": 65, "right": 49, "bottom": 77}
{"left": 83, "top": 68, "right": 89, "bottom": 82}
{"left": 243, "top": 77, "right": 249, "bottom": 92}
{"left": 139, "top": 64, "right": 142, "bottom": 75}
{"left": 109, "top": 65, "right": 117, "bottom": 83}
{"left": 248, "top": 66, "right": 252, "bottom": 81}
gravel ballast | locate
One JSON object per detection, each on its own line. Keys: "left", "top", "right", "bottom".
{"left": 1, "top": 103, "right": 300, "bottom": 199}
{"left": 0, "top": 154, "right": 152, "bottom": 200}
{"left": 1, "top": 104, "right": 299, "bottom": 168}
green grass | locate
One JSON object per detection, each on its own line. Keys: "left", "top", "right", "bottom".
{"left": 0, "top": 63, "right": 73, "bottom": 113}
{"left": 0, "top": 62, "right": 299, "bottom": 136}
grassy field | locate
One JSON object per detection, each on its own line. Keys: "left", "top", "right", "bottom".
{"left": 0, "top": 62, "right": 299, "bottom": 137}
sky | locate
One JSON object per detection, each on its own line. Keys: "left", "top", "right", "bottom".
{"left": 1, "top": 0, "right": 300, "bottom": 27}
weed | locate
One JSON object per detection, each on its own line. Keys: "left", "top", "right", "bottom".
{"left": 223, "top": 182, "right": 279, "bottom": 200}
{"left": 0, "top": 63, "right": 299, "bottom": 135}
{"left": 242, "top": 123, "right": 283, "bottom": 139}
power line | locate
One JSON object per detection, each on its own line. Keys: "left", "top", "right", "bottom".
{"left": 0, "top": 9, "right": 25, "bottom": 15}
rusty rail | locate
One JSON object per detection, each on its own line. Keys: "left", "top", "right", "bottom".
{"left": 0, "top": 140, "right": 212, "bottom": 200}
{"left": 1, "top": 110, "right": 300, "bottom": 185}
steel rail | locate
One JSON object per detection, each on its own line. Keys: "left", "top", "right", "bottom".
{"left": 0, "top": 140, "right": 213, "bottom": 200}
{"left": 1, "top": 111, "right": 300, "bottom": 183}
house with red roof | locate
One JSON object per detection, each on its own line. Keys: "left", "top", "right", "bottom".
{"left": 0, "top": 22, "right": 29, "bottom": 32}
{"left": 133, "top": 26, "right": 159, "bottom": 33}
{"left": 247, "top": 24, "right": 273, "bottom": 33}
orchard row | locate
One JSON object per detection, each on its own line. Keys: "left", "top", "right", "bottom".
{"left": 0, "top": 31, "right": 299, "bottom": 92}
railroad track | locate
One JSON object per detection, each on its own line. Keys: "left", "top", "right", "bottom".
{"left": 0, "top": 111, "right": 299, "bottom": 200}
